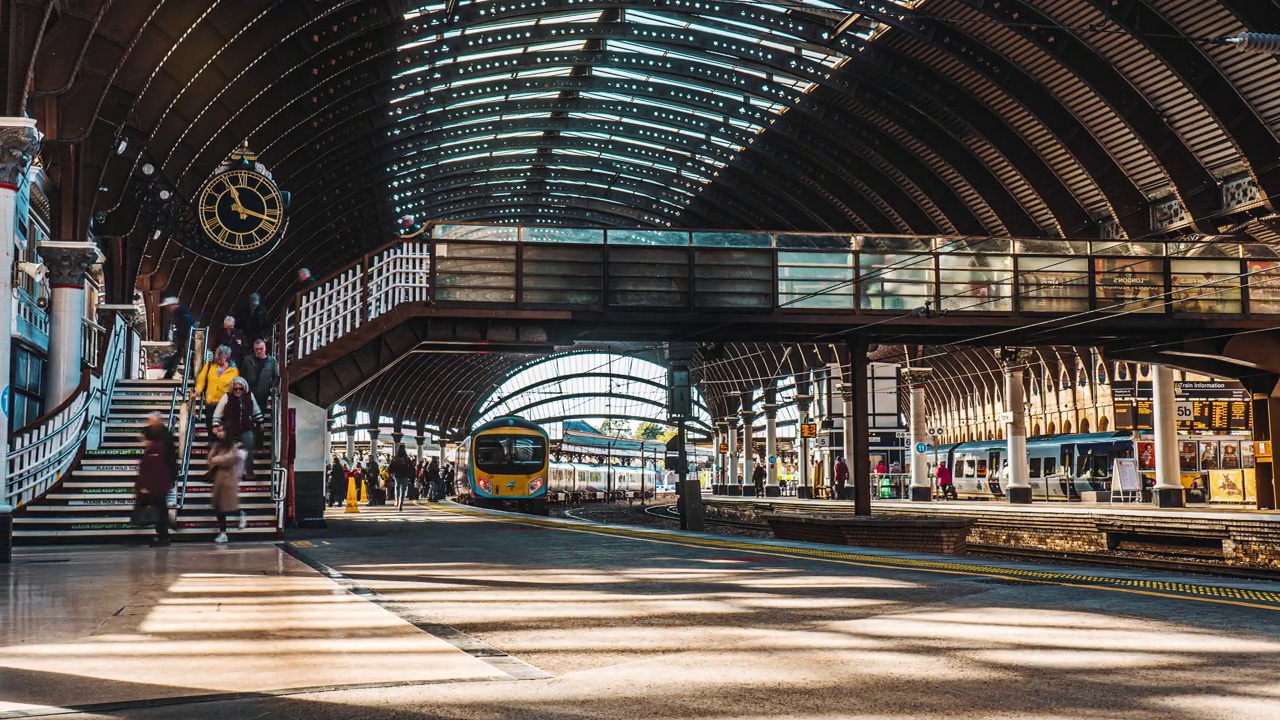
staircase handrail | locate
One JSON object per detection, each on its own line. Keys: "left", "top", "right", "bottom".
{"left": 5, "top": 314, "right": 129, "bottom": 509}
{"left": 270, "top": 385, "right": 286, "bottom": 503}
{"left": 174, "top": 326, "right": 208, "bottom": 509}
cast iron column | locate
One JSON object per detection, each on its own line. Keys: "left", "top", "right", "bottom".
{"left": 726, "top": 416, "right": 738, "bottom": 490}
{"left": 0, "top": 118, "right": 40, "bottom": 485}
{"left": 345, "top": 408, "right": 356, "bottom": 464}
{"left": 763, "top": 385, "right": 778, "bottom": 491}
{"left": 740, "top": 390, "right": 756, "bottom": 495}
{"left": 851, "top": 340, "right": 872, "bottom": 515}
{"left": 1002, "top": 350, "right": 1033, "bottom": 504}
{"left": 41, "top": 241, "right": 98, "bottom": 406}
{"left": 904, "top": 368, "right": 934, "bottom": 501}
{"left": 1152, "top": 365, "right": 1186, "bottom": 508}
{"left": 795, "top": 374, "right": 813, "bottom": 497}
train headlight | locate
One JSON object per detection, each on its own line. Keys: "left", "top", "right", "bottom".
{"left": 528, "top": 476, "right": 545, "bottom": 493}
{"left": 477, "top": 477, "right": 494, "bottom": 494}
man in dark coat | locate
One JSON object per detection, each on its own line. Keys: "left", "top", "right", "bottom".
{"left": 239, "top": 339, "right": 280, "bottom": 411}
{"left": 210, "top": 315, "right": 246, "bottom": 364}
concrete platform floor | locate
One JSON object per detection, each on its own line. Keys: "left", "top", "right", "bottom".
{"left": 3, "top": 501, "right": 1280, "bottom": 719}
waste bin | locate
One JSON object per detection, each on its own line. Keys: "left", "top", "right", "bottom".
{"left": 0, "top": 504, "right": 13, "bottom": 563}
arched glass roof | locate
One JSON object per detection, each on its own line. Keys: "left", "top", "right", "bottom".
{"left": 389, "top": 0, "right": 900, "bottom": 224}
{"left": 472, "top": 352, "right": 714, "bottom": 433}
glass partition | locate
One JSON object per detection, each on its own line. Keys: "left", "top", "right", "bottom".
{"left": 1017, "top": 257, "right": 1089, "bottom": 312}
{"left": 1092, "top": 241, "right": 1165, "bottom": 256}
{"left": 522, "top": 226, "right": 604, "bottom": 244}
{"left": 776, "top": 233, "right": 854, "bottom": 250}
{"left": 1093, "top": 257, "right": 1164, "bottom": 312}
{"left": 691, "top": 231, "right": 772, "bottom": 248}
{"left": 1170, "top": 259, "right": 1241, "bottom": 313}
{"left": 432, "top": 224, "right": 519, "bottom": 242}
{"left": 858, "top": 253, "right": 934, "bottom": 311}
{"left": 777, "top": 251, "right": 854, "bottom": 310}
{"left": 1247, "top": 260, "right": 1280, "bottom": 314}
{"left": 938, "top": 253, "right": 1013, "bottom": 312}
{"left": 607, "top": 229, "right": 690, "bottom": 246}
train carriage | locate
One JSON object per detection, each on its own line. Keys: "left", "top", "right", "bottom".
{"left": 468, "top": 416, "right": 550, "bottom": 514}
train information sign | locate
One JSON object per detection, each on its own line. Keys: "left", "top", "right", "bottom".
{"left": 800, "top": 423, "right": 818, "bottom": 438}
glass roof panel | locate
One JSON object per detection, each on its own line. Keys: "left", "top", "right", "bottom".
{"left": 393, "top": 1, "right": 892, "bottom": 223}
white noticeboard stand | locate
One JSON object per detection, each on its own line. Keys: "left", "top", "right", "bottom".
{"left": 1110, "top": 458, "right": 1142, "bottom": 504}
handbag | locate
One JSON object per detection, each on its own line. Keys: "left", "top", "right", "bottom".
{"left": 129, "top": 503, "right": 162, "bottom": 527}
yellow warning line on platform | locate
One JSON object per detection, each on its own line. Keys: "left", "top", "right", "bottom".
{"left": 426, "top": 503, "right": 1280, "bottom": 612}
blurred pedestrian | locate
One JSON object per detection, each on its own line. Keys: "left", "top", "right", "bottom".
{"left": 239, "top": 293, "right": 271, "bottom": 347}
{"left": 425, "top": 458, "right": 442, "bottom": 502}
{"left": 160, "top": 297, "right": 195, "bottom": 380}
{"left": 133, "top": 413, "right": 178, "bottom": 546}
{"left": 390, "top": 445, "right": 415, "bottom": 510}
{"left": 937, "top": 461, "right": 957, "bottom": 500}
{"left": 752, "top": 460, "right": 766, "bottom": 496}
{"left": 208, "top": 426, "right": 248, "bottom": 543}
{"left": 327, "top": 456, "right": 347, "bottom": 507}
{"left": 834, "top": 455, "right": 849, "bottom": 499}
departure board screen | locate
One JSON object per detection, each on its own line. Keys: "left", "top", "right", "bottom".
{"left": 1112, "top": 382, "right": 1250, "bottom": 433}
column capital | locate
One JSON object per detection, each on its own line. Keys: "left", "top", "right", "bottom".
{"left": 0, "top": 118, "right": 41, "bottom": 188}
{"left": 739, "top": 409, "right": 757, "bottom": 423}
{"left": 762, "top": 403, "right": 778, "bottom": 419}
{"left": 901, "top": 367, "right": 933, "bottom": 387}
{"left": 39, "top": 241, "right": 99, "bottom": 287}
{"left": 998, "top": 347, "right": 1035, "bottom": 370}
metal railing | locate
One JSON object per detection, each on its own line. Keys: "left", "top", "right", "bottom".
{"left": 174, "top": 326, "right": 208, "bottom": 510}
{"left": 13, "top": 288, "right": 49, "bottom": 348}
{"left": 80, "top": 318, "right": 106, "bottom": 368}
{"left": 270, "top": 385, "right": 286, "bottom": 504}
{"left": 5, "top": 314, "right": 130, "bottom": 508}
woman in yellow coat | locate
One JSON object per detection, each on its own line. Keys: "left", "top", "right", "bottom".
{"left": 193, "top": 345, "right": 239, "bottom": 443}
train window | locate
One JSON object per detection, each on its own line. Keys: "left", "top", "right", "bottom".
{"left": 1029, "top": 459, "right": 1041, "bottom": 478}
{"left": 1043, "top": 458, "right": 1056, "bottom": 475}
{"left": 474, "top": 435, "right": 546, "bottom": 474}
{"left": 976, "top": 459, "right": 987, "bottom": 477}
{"left": 963, "top": 459, "right": 976, "bottom": 477}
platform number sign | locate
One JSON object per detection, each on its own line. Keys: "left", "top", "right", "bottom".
{"left": 915, "top": 442, "right": 928, "bottom": 454}
{"left": 1175, "top": 402, "right": 1193, "bottom": 422}
{"left": 799, "top": 423, "right": 817, "bottom": 438}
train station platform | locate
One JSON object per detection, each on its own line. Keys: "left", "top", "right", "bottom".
{"left": 703, "top": 496, "right": 1280, "bottom": 569}
{"left": 5, "top": 502, "right": 1280, "bottom": 719}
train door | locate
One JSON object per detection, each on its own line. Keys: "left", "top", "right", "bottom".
{"left": 1060, "top": 446, "right": 1076, "bottom": 497}
{"left": 986, "top": 450, "right": 1003, "bottom": 496}
{"left": 1043, "top": 455, "right": 1066, "bottom": 499}
{"left": 1028, "top": 457, "right": 1043, "bottom": 499}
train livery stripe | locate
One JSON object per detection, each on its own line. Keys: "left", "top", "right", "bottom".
{"left": 428, "top": 503, "right": 1280, "bottom": 612}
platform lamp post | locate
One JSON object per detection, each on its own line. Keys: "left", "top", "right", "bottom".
{"left": 666, "top": 345, "right": 703, "bottom": 531}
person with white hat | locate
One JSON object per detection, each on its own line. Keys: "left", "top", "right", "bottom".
{"left": 160, "top": 296, "right": 195, "bottom": 380}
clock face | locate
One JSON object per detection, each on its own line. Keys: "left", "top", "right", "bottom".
{"left": 196, "top": 169, "right": 285, "bottom": 250}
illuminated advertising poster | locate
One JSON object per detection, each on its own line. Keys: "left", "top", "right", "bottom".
{"left": 1137, "top": 441, "right": 1155, "bottom": 471}
{"left": 1178, "top": 441, "right": 1197, "bottom": 471}
{"left": 1221, "top": 441, "right": 1241, "bottom": 470}
{"left": 1198, "top": 441, "right": 1219, "bottom": 471}
{"left": 1209, "top": 470, "right": 1246, "bottom": 502}
{"left": 1094, "top": 258, "right": 1163, "bottom": 312}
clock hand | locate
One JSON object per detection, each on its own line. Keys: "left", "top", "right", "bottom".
{"left": 227, "top": 185, "right": 247, "bottom": 219}
{"left": 230, "top": 204, "right": 279, "bottom": 223}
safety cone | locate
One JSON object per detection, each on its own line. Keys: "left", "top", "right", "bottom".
{"left": 345, "top": 476, "right": 360, "bottom": 513}
{"left": 358, "top": 477, "right": 368, "bottom": 503}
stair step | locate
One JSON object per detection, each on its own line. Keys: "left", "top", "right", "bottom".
{"left": 25, "top": 501, "right": 278, "bottom": 511}
{"left": 117, "top": 378, "right": 182, "bottom": 385}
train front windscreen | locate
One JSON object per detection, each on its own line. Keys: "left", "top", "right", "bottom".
{"left": 474, "top": 435, "right": 546, "bottom": 476}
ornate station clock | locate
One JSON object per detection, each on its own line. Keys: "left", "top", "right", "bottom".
{"left": 191, "top": 142, "right": 288, "bottom": 264}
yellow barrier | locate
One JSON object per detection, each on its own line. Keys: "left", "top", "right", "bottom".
{"left": 359, "top": 476, "right": 368, "bottom": 503}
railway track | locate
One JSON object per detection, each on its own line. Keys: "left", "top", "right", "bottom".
{"left": 643, "top": 504, "right": 767, "bottom": 530}
{"left": 644, "top": 506, "right": 1280, "bottom": 581}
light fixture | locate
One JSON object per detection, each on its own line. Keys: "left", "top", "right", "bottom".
{"left": 115, "top": 138, "right": 129, "bottom": 155}
{"left": 15, "top": 261, "right": 47, "bottom": 284}
{"left": 141, "top": 163, "right": 155, "bottom": 176}
{"left": 158, "top": 189, "right": 171, "bottom": 200}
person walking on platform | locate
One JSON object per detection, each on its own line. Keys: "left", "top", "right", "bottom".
{"left": 327, "top": 456, "right": 346, "bottom": 507}
{"left": 239, "top": 340, "right": 279, "bottom": 412}
{"left": 208, "top": 427, "right": 248, "bottom": 543}
{"left": 834, "top": 455, "right": 849, "bottom": 499}
{"left": 937, "top": 461, "right": 957, "bottom": 500}
{"left": 752, "top": 460, "right": 766, "bottom": 496}
{"left": 390, "top": 445, "right": 415, "bottom": 510}
{"left": 425, "top": 458, "right": 442, "bottom": 502}
{"left": 133, "top": 413, "right": 178, "bottom": 546}
{"left": 160, "top": 297, "right": 195, "bottom": 380}
{"left": 366, "top": 456, "right": 382, "bottom": 506}
{"left": 193, "top": 346, "right": 238, "bottom": 446}
{"left": 213, "top": 377, "right": 262, "bottom": 479}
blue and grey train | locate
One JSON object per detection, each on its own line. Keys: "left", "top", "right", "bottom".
{"left": 934, "top": 431, "right": 1134, "bottom": 500}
